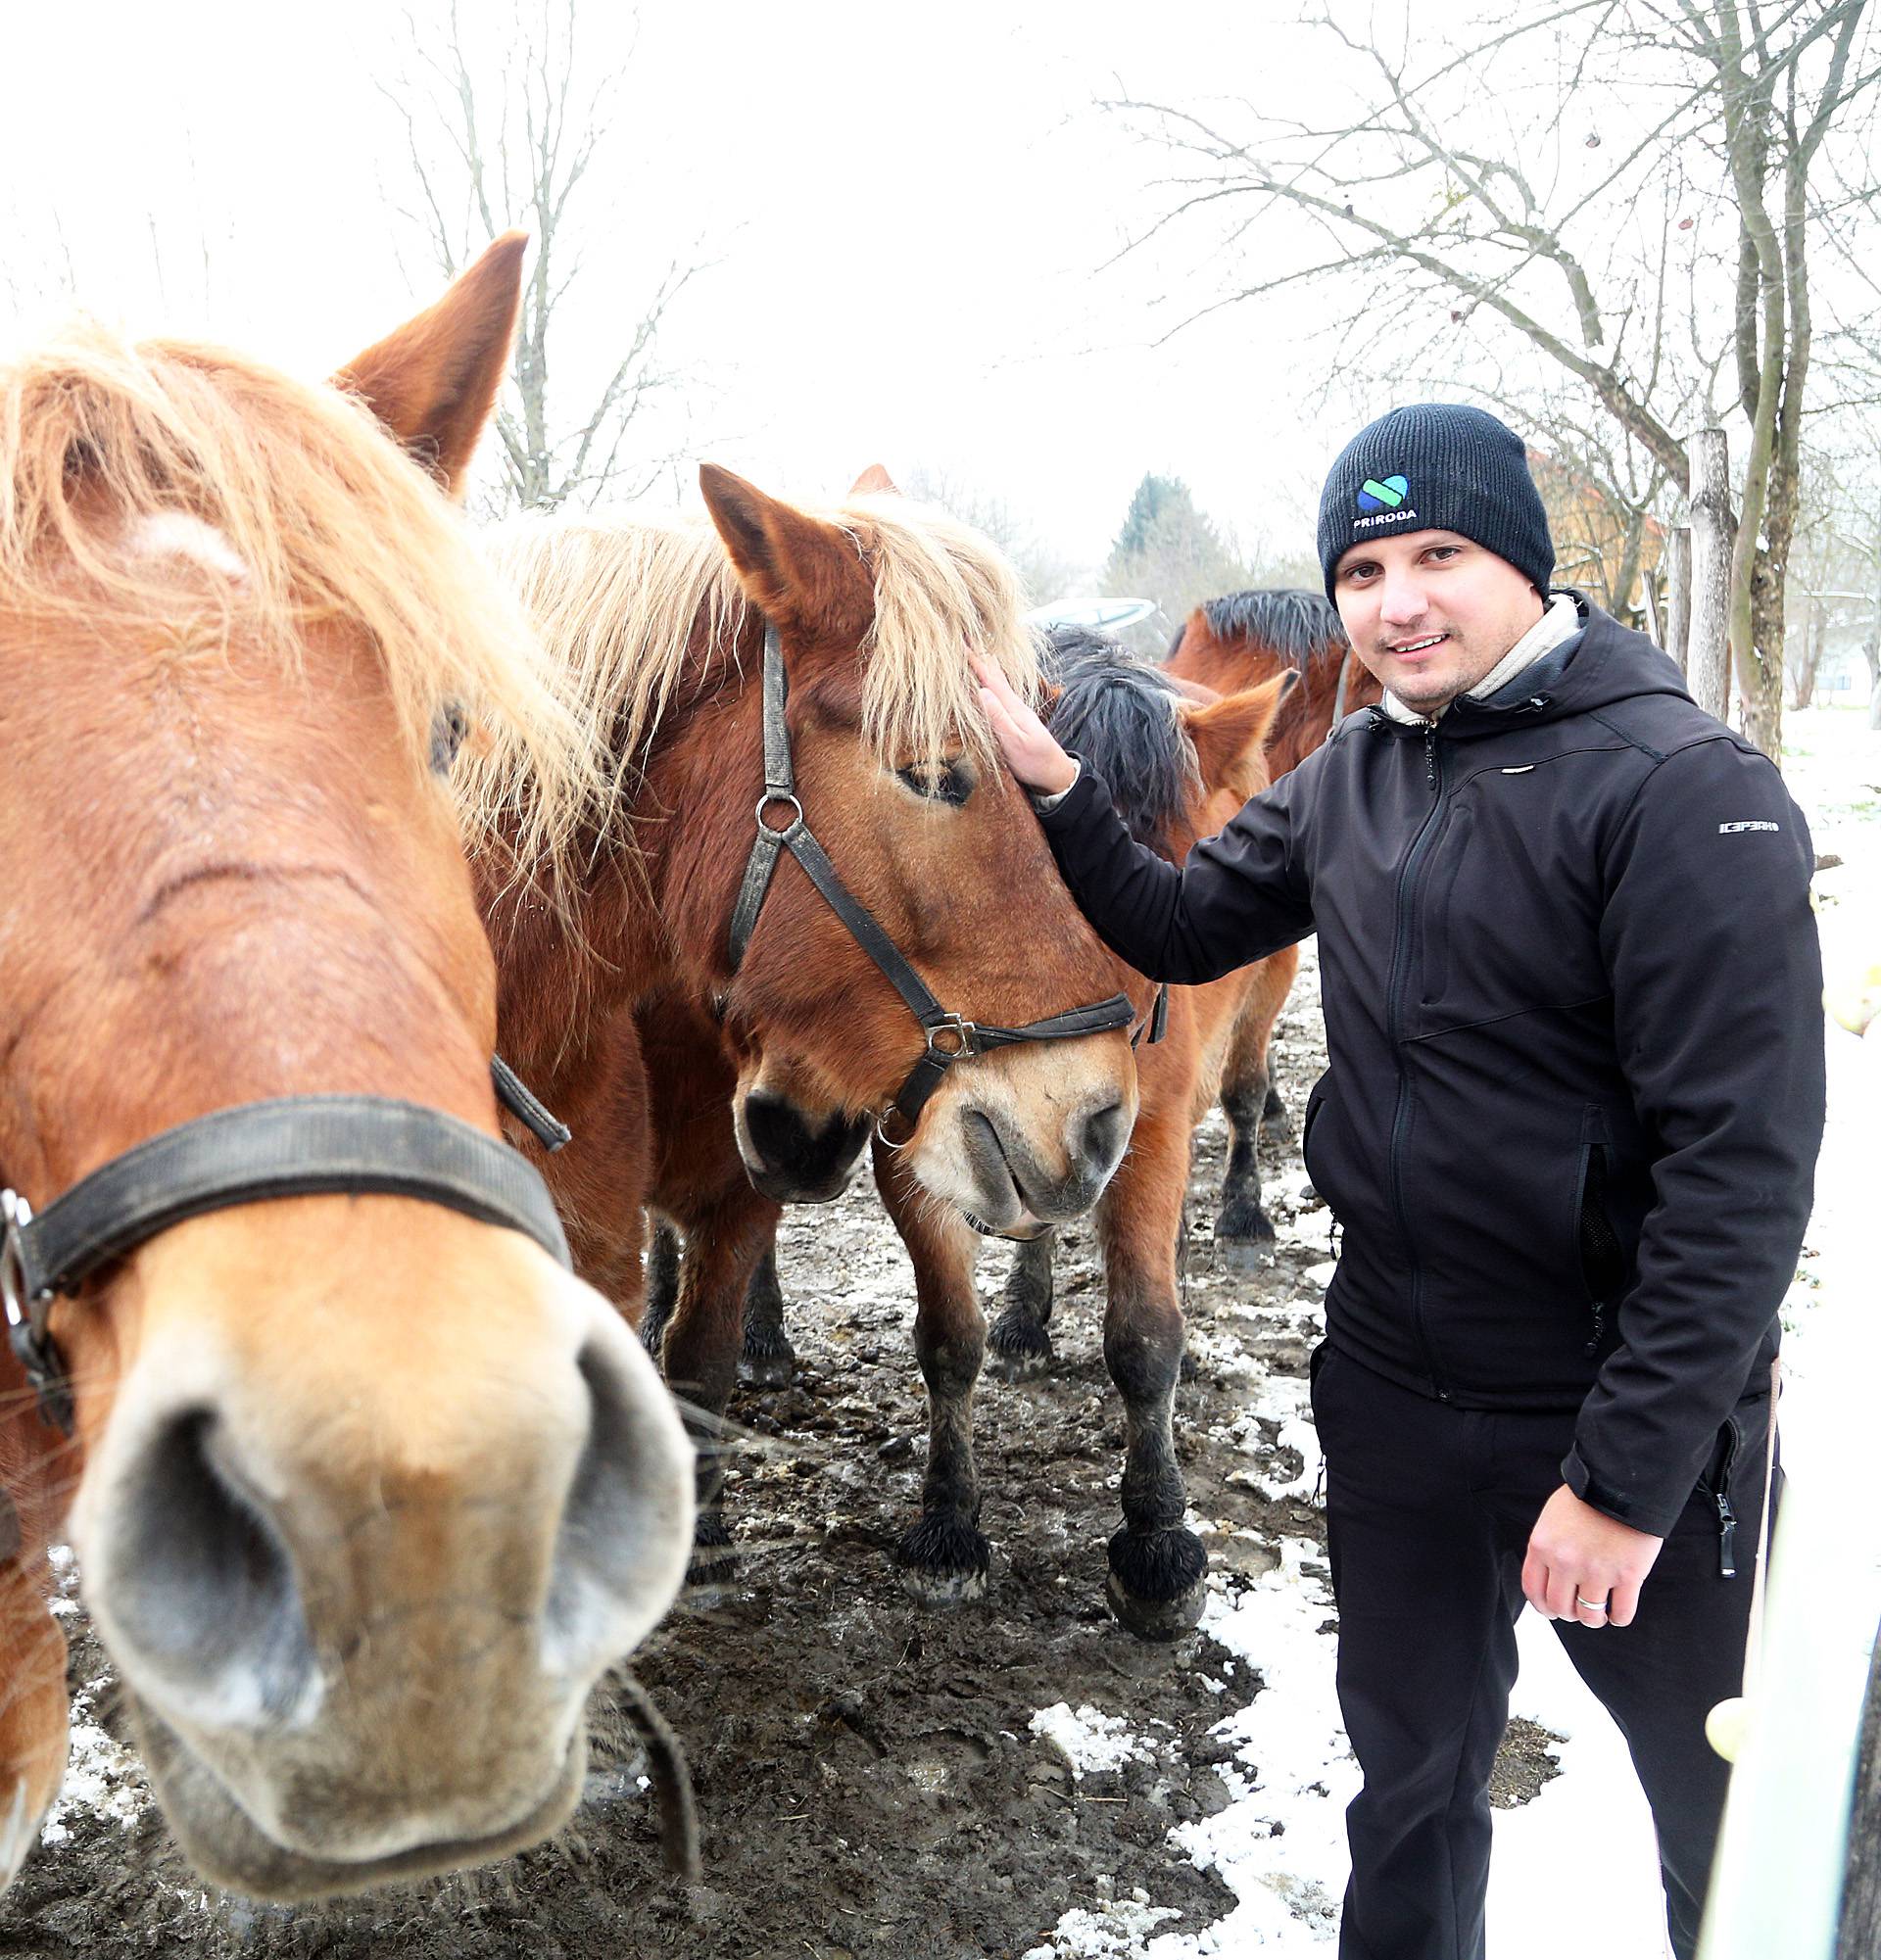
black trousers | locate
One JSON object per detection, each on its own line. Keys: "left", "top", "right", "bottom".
{"left": 1310, "top": 1343, "right": 1769, "bottom": 1960}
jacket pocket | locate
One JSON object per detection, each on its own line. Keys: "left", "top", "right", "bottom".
{"left": 1572, "top": 1109, "right": 1625, "bottom": 1355}
{"left": 1301, "top": 1076, "right": 1333, "bottom": 1212}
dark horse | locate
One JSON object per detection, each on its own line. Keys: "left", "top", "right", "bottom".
{"left": 1163, "top": 588, "right": 1380, "bottom": 1232}
{"left": 1166, "top": 588, "right": 1380, "bottom": 777}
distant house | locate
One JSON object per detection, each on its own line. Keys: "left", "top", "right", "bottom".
{"left": 1525, "top": 449, "right": 1666, "bottom": 629}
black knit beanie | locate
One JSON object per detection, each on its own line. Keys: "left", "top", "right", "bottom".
{"left": 1316, "top": 404, "right": 1554, "bottom": 602}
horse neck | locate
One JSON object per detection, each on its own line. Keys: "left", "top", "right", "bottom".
{"left": 483, "top": 618, "right": 762, "bottom": 1077}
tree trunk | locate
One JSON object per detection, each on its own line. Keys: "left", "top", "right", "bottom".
{"left": 1688, "top": 432, "right": 1734, "bottom": 723}
{"left": 1666, "top": 526, "right": 1692, "bottom": 672}
{"left": 1741, "top": 550, "right": 1785, "bottom": 759}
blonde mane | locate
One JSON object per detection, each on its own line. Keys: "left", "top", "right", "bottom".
{"left": 470, "top": 490, "right": 1039, "bottom": 843}
{"left": 0, "top": 317, "right": 589, "bottom": 861}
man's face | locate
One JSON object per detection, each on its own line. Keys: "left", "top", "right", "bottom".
{"left": 1331, "top": 529, "right": 1546, "bottom": 715}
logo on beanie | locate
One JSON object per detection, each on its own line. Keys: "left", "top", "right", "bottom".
{"left": 1357, "top": 475, "right": 1410, "bottom": 514}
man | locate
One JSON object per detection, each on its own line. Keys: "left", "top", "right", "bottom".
{"left": 975, "top": 403, "right": 1824, "bottom": 1960}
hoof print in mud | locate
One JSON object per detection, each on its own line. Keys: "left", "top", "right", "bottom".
{"left": 1106, "top": 1527, "right": 1209, "bottom": 1642}
{"left": 894, "top": 1515, "right": 992, "bottom": 1605}
{"left": 986, "top": 1314, "right": 1054, "bottom": 1381}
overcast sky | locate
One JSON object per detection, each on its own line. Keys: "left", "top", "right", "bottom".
{"left": 0, "top": 0, "right": 1792, "bottom": 585}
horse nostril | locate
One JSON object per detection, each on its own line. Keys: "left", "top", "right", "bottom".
{"left": 107, "top": 1410, "right": 313, "bottom": 1722}
{"left": 740, "top": 1091, "right": 797, "bottom": 1171}
{"left": 1080, "top": 1100, "right": 1129, "bottom": 1175}
{"left": 544, "top": 1342, "right": 691, "bottom": 1674}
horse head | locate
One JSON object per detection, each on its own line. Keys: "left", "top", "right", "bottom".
{"left": 679, "top": 470, "right": 1151, "bottom": 1234}
{"left": 0, "top": 239, "right": 692, "bottom": 1899}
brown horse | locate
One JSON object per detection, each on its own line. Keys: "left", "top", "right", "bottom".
{"left": 463, "top": 477, "right": 1151, "bottom": 1597}
{"left": 0, "top": 238, "right": 694, "bottom": 1900}
{"left": 1164, "top": 588, "right": 1380, "bottom": 1236}
{"left": 703, "top": 629, "right": 1293, "bottom": 1638}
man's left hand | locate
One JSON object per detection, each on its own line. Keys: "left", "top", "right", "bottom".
{"left": 1521, "top": 1485, "right": 1664, "bottom": 1628}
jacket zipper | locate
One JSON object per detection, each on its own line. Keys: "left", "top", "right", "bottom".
{"left": 1698, "top": 1422, "right": 1742, "bottom": 1578}
{"left": 1384, "top": 717, "right": 1451, "bottom": 1397}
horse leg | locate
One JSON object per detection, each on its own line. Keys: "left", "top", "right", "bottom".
{"left": 739, "top": 1239, "right": 796, "bottom": 1389}
{"left": 986, "top": 1229, "right": 1058, "bottom": 1380}
{"left": 1260, "top": 1080, "right": 1291, "bottom": 1139}
{"left": 873, "top": 1138, "right": 990, "bottom": 1604}
{"left": 641, "top": 1217, "right": 681, "bottom": 1359}
{"left": 1214, "top": 946, "right": 1299, "bottom": 1253}
{"left": 0, "top": 1560, "right": 69, "bottom": 1890}
{"left": 656, "top": 1182, "right": 780, "bottom": 1596}
{"left": 1098, "top": 1108, "right": 1209, "bottom": 1641}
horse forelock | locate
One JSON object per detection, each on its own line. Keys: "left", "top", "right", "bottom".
{"left": 0, "top": 318, "right": 590, "bottom": 871}
{"left": 839, "top": 494, "right": 1037, "bottom": 769}
{"left": 1043, "top": 628, "right": 1196, "bottom": 856}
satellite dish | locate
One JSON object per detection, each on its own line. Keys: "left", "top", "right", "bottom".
{"left": 1024, "top": 597, "right": 1159, "bottom": 633}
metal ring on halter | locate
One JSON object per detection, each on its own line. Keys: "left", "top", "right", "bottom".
{"left": 755, "top": 791, "right": 803, "bottom": 837}
{"left": 1576, "top": 1595, "right": 1609, "bottom": 1612}
{"left": 925, "top": 1015, "right": 978, "bottom": 1060}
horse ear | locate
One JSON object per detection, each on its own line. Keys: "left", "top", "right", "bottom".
{"left": 1182, "top": 673, "right": 1296, "bottom": 802}
{"left": 699, "top": 464, "right": 865, "bottom": 636}
{"left": 848, "top": 463, "right": 899, "bottom": 496}
{"left": 334, "top": 232, "right": 526, "bottom": 501}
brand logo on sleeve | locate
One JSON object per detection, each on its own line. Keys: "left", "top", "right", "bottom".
{"left": 1718, "top": 820, "right": 1780, "bottom": 834}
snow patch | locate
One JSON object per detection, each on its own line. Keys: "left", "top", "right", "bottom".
{"left": 1030, "top": 1703, "right": 1154, "bottom": 1780}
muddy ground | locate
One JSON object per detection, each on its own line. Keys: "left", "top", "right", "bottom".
{"left": 1, "top": 962, "right": 1557, "bottom": 1958}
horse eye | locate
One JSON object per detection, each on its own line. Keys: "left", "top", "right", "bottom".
{"left": 895, "top": 761, "right": 973, "bottom": 806}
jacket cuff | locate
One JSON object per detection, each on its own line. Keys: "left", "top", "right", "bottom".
{"left": 1033, "top": 758, "right": 1099, "bottom": 829}
{"left": 1560, "top": 1445, "right": 1681, "bottom": 1539}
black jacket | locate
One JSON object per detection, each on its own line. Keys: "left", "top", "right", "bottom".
{"left": 1037, "top": 598, "right": 1824, "bottom": 1536}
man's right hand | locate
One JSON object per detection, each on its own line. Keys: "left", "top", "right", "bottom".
{"left": 971, "top": 655, "right": 1079, "bottom": 796}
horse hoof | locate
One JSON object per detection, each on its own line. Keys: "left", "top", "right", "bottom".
{"left": 738, "top": 1345, "right": 796, "bottom": 1389}
{"left": 894, "top": 1514, "right": 990, "bottom": 1606}
{"left": 986, "top": 1314, "right": 1053, "bottom": 1381}
{"left": 1215, "top": 1198, "right": 1278, "bottom": 1245}
{"left": 1214, "top": 1239, "right": 1274, "bottom": 1276}
{"left": 1105, "top": 1528, "right": 1208, "bottom": 1643}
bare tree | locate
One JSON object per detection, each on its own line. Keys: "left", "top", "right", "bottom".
{"left": 380, "top": 1, "right": 707, "bottom": 513}
{"left": 1101, "top": 0, "right": 1880, "bottom": 757}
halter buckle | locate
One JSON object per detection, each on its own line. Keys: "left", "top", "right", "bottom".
{"left": 755, "top": 791, "right": 803, "bottom": 838}
{"left": 925, "top": 1015, "right": 979, "bottom": 1061}
{"left": 1, "top": 1189, "right": 37, "bottom": 1336}
{"left": 1, "top": 1190, "right": 72, "bottom": 1435}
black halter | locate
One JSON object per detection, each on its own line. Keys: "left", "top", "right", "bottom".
{"left": 726, "top": 622, "right": 1139, "bottom": 1148}
{"left": 3, "top": 1065, "right": 572, "bottom": 1436}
